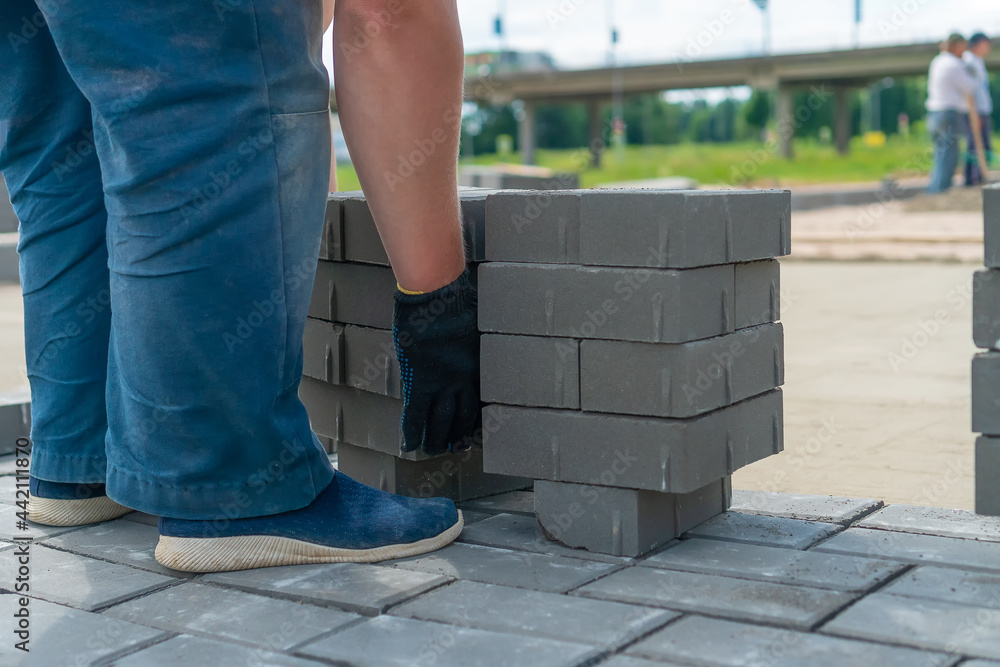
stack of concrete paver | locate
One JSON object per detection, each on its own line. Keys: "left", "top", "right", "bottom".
{"left": 459, "top": 165, "right": 578, "bottom": 190}
{"left": 971, "top": 184, "right": 1000, "bottom": 516}
{"left": 478, "top": 188, "right": 790, "bottom": 556}
{"left": 299, "top": 190, "right": 530, "bottom": 502}
{"left": 0, "top": 388, "right": 30, "bottom": 455}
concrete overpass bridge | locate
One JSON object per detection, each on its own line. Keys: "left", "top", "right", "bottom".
{"left": 463, "top": 41, "right": 1000, "bottom": 164}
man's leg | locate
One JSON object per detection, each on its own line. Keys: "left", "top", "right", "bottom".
{"left": 965, "top": 114, "right": 979, "bottom": 186}
{"left": 928, "top": 112, "right": 948, "bottom": 193}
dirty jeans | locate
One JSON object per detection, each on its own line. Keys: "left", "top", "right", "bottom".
{"left": 0, "top": 0, "right": 335, "bottom": 518}
{"left": 926, "top": 109, "right": 965, "bottom": 194}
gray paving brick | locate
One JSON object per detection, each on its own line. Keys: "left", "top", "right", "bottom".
{"left": 961, "top": 661, "right": 1000, "bottom": 666}
{"left": 979, "top": 437, "right": 1000, "bottom": 516}
{"left": 579, "top": 323, "right": 783, "bottom": 418}
{"left": 0, "top": 389, "right": 30, "bottom": 456}
{"left": 308, "top": 261, "right": 396, "bottom": 328}
{"left": 0, "top": 455, "right": 24, "bottom": 476}
{"left": 392, "top": 579, "right": 675, "bottom": 648}
{"left": 814, "top": 527, "right": 1000, "bottom": 573}
{"left": 344, "top": 324, "right": 401, "bottom": 397}
{"left": 626, "top": 614, "right": 956, "bottom": 667}
{"left": 202, "top": 562, "right": 447, "bottom": 615}
{"left": 601, "top": 657, "right": 687, "bottom": 667}
{"left": 884, "top": 565, "right": 1000, "bottom": 607}
{"left": 534, "top": 477, "right": 729, "bottom": 557}
{"left": 482, "top": 389, "right": 782, "bottom": 493}
{"left": 985, "top": 184, "right": 1000, "bottom": 268}
{"left": 684, "top": 510, "right": 841, "bottom": 549}
{"left": 0, "top": 474, "right": 23, "bottom": 505}
{"left": 0, "top": 543, "right": 172, "bottom": 610}
{"left": 484, "top": 190, "right": 583, "bottom": 263}
{"left": 0, "top": 595, "right": 166, "bottom": 666}
{"left": 337, "top": 442, "right": 530, "bottom": 502}
{"left": 735, "top": 258, "right": 781, "bottom": 329}
{"left": 302, "top": 318, "right": 344, "bottom": 384}
{"left": 731, "top": 489, "right": 882, "bottom": 525}
{"left": 644, "top": 537, "right": 903, "bottom": 591}
{"left": 973, "top": 351, "right": 1000, "bottom": 435}
{"left": 973, "top": 270, "right": 1000, "bottom": 349}
{"left": 481, "top": 334, "right": 579, "bottom": 408}
{"left": 858, "top": 504, "right": 1000, "bottom": 542}
{"left": 121, "top": 510, "right": 159, "bottom": 526}
{"left": 457, "top": 513, "right": 634, "bottom": 565}
{"left": 104, "top": 581, "right": 360, "bottom": 651}
{"left": 0, "top": 505, "right": 79, "bottom": 541}
{"left": 299, "top": 376, "right": 408, "bottom": 459}
{"left": 114, "top": 634, "right": 319, "bottom": 666}
{"left": 458, "top": 490, "right": 535, "bottom": 517}
{"left": 298, "top": 614, "right": 596, "bottom": 666}
{"left": 320, "top": 191, "right": 362, "bottom": 261}
{"left": 576, "top": 566, "right": 856, "bottom": 629}
{"left": 388, "top": 542, "right": 616, "bottom": 593}
{"left": 40, "top": 518, "right": 192, "bottom": 577}
{"left": 823, "top": 593, "right": 1000, "bottom": 659}
{"left": 478, "top": 262, "right": 737, "bottom": 343}
{"left": 461, "top": 510, "right": 493, "bottom": 525}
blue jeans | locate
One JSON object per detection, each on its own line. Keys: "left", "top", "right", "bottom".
{"left": 965, "top": 114, "right": 993, "bottom": 186}
{"left": 0, "top": 0, "right": 335, "bottom": 518}
{"left": 927, "top": 109, "right": 965, "bottom": 194}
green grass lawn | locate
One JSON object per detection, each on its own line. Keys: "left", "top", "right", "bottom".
{"left": 335, "top": 135, "right": 951, "bottom": 192}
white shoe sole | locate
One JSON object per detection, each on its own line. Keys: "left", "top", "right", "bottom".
{"left": 27, "top": 495, "right": 131, "bottom": 526}
{"left": 154, "top": 510, "right": 464, "bottom": 573}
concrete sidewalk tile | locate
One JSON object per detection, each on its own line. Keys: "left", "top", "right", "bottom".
{"left": 973, "top": 270, "right": 1000, "bottom": 349}
{"left": 579, "top": 323, "right": 783, "bottom": 418}
{"left": 201, "top": 562, "right": 447, "bottom": 616}
{"left": 534, "top": 477, "right": 729, "bottom": 558}
{"left": 684, "top": 511, "right": 840, "bottom": 549}
{"left": 457, "top": 513, "right": 634, "bottom": 565}
{"left": 0, "top": 475, "right": 22, "bottom": 504}
{"left": 0, "top": 455, "right": 23, "bottom": 476}
{"left": 823, "top": 593, "right": 1000, "bottom": 659}
{"left": 626, "top": 615, "right": 955, "bottom": 667}
{"left": 309, "top": 261, "right": 397, "bottom": 328}
{"left": 344, "top": 324, "right": 400, "bottom": 397}
{"left": 387, "top": 542, "right": 616, "bottom": 594}
{"left": 460, "top": 510, "right": 493, "bottom": 525}
{"left": 302, "top": 318, "right": 344, "bottom": 384}
{"left": 0, "top": 505, "right": 78, "bottom": 541}
{"left": 985, "top": 184, "right": 1000, "bottom": 268}
{"left": 730, "top": 489, "right": 882, "bottom": 525}
{"left": 482, "top": 389, "right": 782, "bottom": 493}
{"left": 0, "top": 392, "right": 30, "bottom": 456}
{"left": 298, "top": 614, "right": 596, "bottom": 666}
{"left": 973, "top": 352, "right": 1000, "bottom": 435}
{"left": 813, "top": 528, "right": 1000, "bottom": 573}
{"left": 0, "top": 544, "right": 172, "bottom": 611}
{"left": 391, "top": 579, "right": 675, "bottom": 648}
{"left": 857, "top": 504, "right": 1000, "bottom": 542}
{"left": 643, "top": 537, "right": 903, "bottom": 591}
{"left": 601, "top": 657, "right": 688, "bottom": 667}
{"left": 114, "top": 635, "right": 318, "bottom": 666}
{"left": 40, "top": 519, "right": 192, "bottom": 578}
{"left": 576, "top": 566, "right": 856, "bottom": 629}
{"left": 978, "top": 437, "right": 1000, "bottom": 516}
{"left": 0, "top": 596, "right": 166, "bottom": 666}
{"left": 458, "top": 491, "right": 536, "bottom": 517}
{"left": 103, "top": 581, "right": 360, "bottom": 651}
{"left": 478, "top": 262, "right": 736, "bottom": 343}
{"left": 484, "top": 190, "right": 582, "bottom": 263}
{"left": 735, "top": 259, "right": 781, "bottom": 329}
{"left": 480, "top": 334, "right": 580, "bottom": 409}
{"left": 883, "top": 565, "right": 1000, "bottom": 608}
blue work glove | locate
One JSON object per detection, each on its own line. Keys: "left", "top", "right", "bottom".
{"left": 393, "top": 269, "right": 480, "bottom": 455}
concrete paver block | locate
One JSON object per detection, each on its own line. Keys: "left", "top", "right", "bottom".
{"left": 626, "top": 614, "right": 955, "bottom": 667}
{"left": 579, "top": 323, "right": 783, "bottom": 418}
{"left": 337, "top": 442, "right": 531, "bottom": 502}
{"left": 113, "top": 634, "right": 319, "bottom": 667}
{"left": 978, "top": 436, "right": 1000, "bottom": 516}
{"left": 643, "top": 537, "right": 903, "bottom": 591}
{"left": 309, "top": 261, "right": 397, "bottom": 328}
{"left": 814, "top": 527, "right": 1000, "bottom": 573}
{"left": 730, "top": 489, "right": 882, "bottom": 525}
{"left": 483, "top": 389, "right": 782, "bottom": 493}
{"left": 201, "top": 562, "right": 447, "bottom": 615}
{"left": 985, "top": 184, "right": 1000, "bottom": 268}
{"left": 298, "top": 614, "right": 596, "bottom": 667}
{"left": 735, "top": 259, "right": 781, "bottom": 329}
{"left": 576, "top": 565, "right": 856, "bottom": 630}
{"left": 883, "top": 565, "right": 1000, "bottom": 608}
{"left": 103, "top": 581, "right": 360, "bottom": 651}
{"left": 480, "top": 334, "right": 580, "bottom": 408}
{"left": 40, "top": 518, "right": 192, "bottom": 578}
{"left": 321, "top": 192, "right": 362, "bottom": 261}
{"left": 391, "top": 579, "right": 676, "bottom": 649}
{"left": 973, "top": 352, "right": 1000, "bottom": 435}
{"left": 484, "top": 190, "right": 583, "bottom": 263}
{"left": 683, "top": 511, "right": 841, "bottom": 549}
{"left": 534, "top": 477, "right": 730, "bottom": 557}
{"left": 857, "top": 503, "right": 1000, "bottom": 542}
{"left": 0, "top": 504, "right": 78, "bottom": 541}
{"left": 457, "top": 490, "right": 536, "bottom": 517}
{"left": 299, "top": 376, "right": 407, "bottom": 459}
{"left": 823, "top": 593, "right": 1000, "bottom": 659}
{"left": 302, "top": 318, "right": 344, "bottom": 384}
{"left": 478, "top": 262, "right": 738, "bottom": 343}
{"left": 0, "top": 389, "right": 30, "bottom": 455}
{"left": 388, "top": 542, "right": 617, "bottom": 594}
{"left": 344, "top": 324, "right": 401, "bottom": 397}
{"left": 973, "top": 269, "right": 1000, "bottom": 349}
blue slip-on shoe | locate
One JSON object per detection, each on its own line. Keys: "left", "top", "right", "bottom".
{"left": 154, "top": 472, "right": 463, "bottom": 573}
{"left": 27, "top": 476, "right": 131, "bottom": 526}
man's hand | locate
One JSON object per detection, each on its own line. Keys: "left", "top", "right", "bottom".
{"left": 393, "top": 269, "right": 480, "bottom": 455}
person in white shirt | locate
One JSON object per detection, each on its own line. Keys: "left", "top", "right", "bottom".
{"left": 926, "top": 34, "right": 986, "bottom": 193}
{"left": 963, "top": 33, "right": 993, "bottom": 186}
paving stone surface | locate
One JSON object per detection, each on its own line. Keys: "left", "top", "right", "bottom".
{"left": 387, "top": 542, "right": 617, "bottom": 593}
{"left": 103, "top": 582, "right": 361, "bottom": 650}
{"left": 628, "top": 614, "right": 957, "bottom": 667}
{"left": 601, "top": 656, "right": 688, "bottom": 667}
{"left": 814, "top": 527, "right": 1000, "bottom": 573}
{"left": 202, "top": 562, "right": 447, "bottom": 615}
{"left": 113, "top": 634, "right": 323, "bottom": 666}
{"left": 40, "top": 518, "right": 189, "bottom": 577}
{"left": 823, "top": 593, "right": 1000, "bottom": 659}
{"left": 576, "top": 565, "right": 857, "bottom": 629}
{"left": 857, "top": 504, "right": 1000, "bottom": 542}
{"left": 882, "top": 565, "right": 1000, "bottom": 607}
{"left": 0, "top": 474, "right": 22, "bottom": 504}
{"left": 684, "top": 511, "right": 842, "bottom": 549}
{"left": 391, "top": 579, "right": 675, "bottom": 648}
{"left": 299, "top": 614, "right": 596, "bottom": 666}
{"left": 0, "top": 505, "right": 79, "bottom": 541}
{"left": 730, "top": 489, "right": 883, "bottom": 525}
{"left": 643, "top": 537, "right": 904, "bottom": 591}
{"left": 458, "top": 491, "right": 536, "bottom": 517}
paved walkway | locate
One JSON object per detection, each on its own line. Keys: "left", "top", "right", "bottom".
{"left": 1, "top": 465, "right": 998, "bottom": 666}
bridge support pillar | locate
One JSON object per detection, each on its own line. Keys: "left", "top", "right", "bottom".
{"left": 588, "top": 101, "right": 603, "bottom": 168}
{"left": 777, "top": 84, "right": 794, "bottom": 159}
{"left": 834, "top": 86, "right": 851, "bottom": 155}
{"left": 519, "top": 100, "right": 537, "bottom": 165}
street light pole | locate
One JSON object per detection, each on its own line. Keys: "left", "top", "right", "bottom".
{"left": 607, "top": 0, "right": 624, "bottom": 158}
{"left": 752, "top": 0, "right": 770, "bottom": 55}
